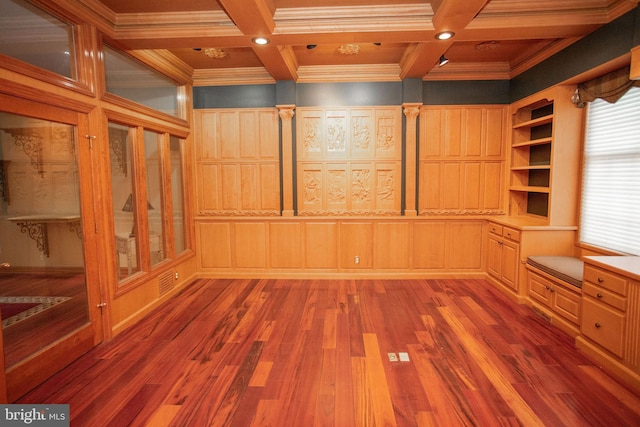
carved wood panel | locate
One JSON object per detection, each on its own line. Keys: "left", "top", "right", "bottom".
{"left": 297, "top": 107, "right": 402, "bottom": 215}
{"left": 419, "top": 106, "right": 507, "bottom": 215}
{"left": 194, "top": 109, "right": 280, "bottom": 216}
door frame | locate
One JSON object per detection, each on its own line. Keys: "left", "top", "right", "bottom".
{"left": 0, "top": 91, "right": 105, "bottom": 402}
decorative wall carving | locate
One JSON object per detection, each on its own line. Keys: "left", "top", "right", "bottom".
{"left": 303, "top": 118, "right": 321, "bottom": 153}
{"left": 297, "top": 107, "right": 402, "bottom": 215}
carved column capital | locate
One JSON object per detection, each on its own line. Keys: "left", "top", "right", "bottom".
{"left": 402, "top": 103, "right": 422, "bottom": 120}
{"left": 277, "top": 105, "right": 296, "bottom": 121}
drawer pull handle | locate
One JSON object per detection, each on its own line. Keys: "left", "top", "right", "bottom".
{"left": 597, "top": 293, "right": 603, "bottom": 298}
{"left": 598, "top": 277, "right": 604, "bottom": 283}
{"left": 595, "top": 322, "right": 601, "bottom": 328}
{"left": 506, "top": 233, "right": 511, "bottom": 238}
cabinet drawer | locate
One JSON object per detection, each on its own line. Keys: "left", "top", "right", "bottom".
{"left": 528, "top": 271, "right": 552, "bottom": 305}
{"left": 552, "top": 285, "right": 581, "bottom": 325}
{"left": 581, "top": 298, "right": 625, "bottom": 358}
{"left": 488, "top": 223, "right": 503, "bottom": 237}
{"left": 582, "top": 282, "right": 627, "bottom": 312}
{"left": 584, "top": 265, "right": 627, "bottom": 296}
{"left": 503, "top": 227, "right": 520, "bottom": 242}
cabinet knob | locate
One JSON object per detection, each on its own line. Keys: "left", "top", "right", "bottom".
{"left": 597, "top": 293, "right": 603, "bottom": 298}
{"left": 595, "top": 322, "right": 601, "bottom": 328}
{"left": 598, "top": 277, "right": 604, "bottom": 283}
{"left": 549, "top": 288, "right": 554, "bottom": 293}
{"left": 506, "top": 233, "right": 511, "bottom": 238}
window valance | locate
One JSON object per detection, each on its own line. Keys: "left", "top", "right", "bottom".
{"left": 573, "top": 66, "right": 640, "bottom": 107}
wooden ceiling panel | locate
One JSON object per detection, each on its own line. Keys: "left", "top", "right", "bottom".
{"left": 168, "top": 47, "right": 264, "bottom": 69}
{"left": 87, "top": 0, "right": 639, "bottom": 83}
{"left": 294, "top": 43, "right": 408, "bottom": 66}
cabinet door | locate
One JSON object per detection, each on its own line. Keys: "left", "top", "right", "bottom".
{"left": 487, "top": 236, "right": 502, "bottom": 279}
{"left": 501, "top": 240, "right": 519, "bottom": 291}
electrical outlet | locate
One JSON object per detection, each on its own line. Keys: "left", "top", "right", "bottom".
{"left": 354, "top": 256, "right": 360, "bottom": 264}
{"left": 387, "top": 352, "right": 398, "bottom": 362}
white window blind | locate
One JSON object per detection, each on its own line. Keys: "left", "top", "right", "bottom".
{"left": 580, "top": 86, "right": 640, "bottom": 255}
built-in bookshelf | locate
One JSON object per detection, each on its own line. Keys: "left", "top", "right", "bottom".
{"left": 508, "top": 86, "right": 583, "bottom": 225}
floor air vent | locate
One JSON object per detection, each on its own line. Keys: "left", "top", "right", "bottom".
{"left": 159, "top": 271, "right": 175, "bottom": 296}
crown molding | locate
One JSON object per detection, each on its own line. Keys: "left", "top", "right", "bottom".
{"left": 132, "top": 50, "right": 194, "bottom": 85}
{"left": 193, "top": 68, "right": 276, "bottom": 86}
{"left": 297, "top": 64, "right": 402, "bottom": 83}
{"left": 509, "top": 38, "right": 580, "bottom": 78}
{"left": 113, "top": 10, "right": 242, "bottom": 40}
{"left": 423, "top": 62, "right": 511, "bottom": 81}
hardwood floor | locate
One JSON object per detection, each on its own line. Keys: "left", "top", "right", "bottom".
{"left": 0, "top": 272, "right": 89, "bottom": 367}
{"left": 18, "top": 278, "right": 640, "bottom": 426}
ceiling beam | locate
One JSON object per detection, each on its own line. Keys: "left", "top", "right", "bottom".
{"left": 217, "top": 0, "right": 275, "bottom": 36}
{"left": 401, "top": 0, "right": 490, "bottom": 78}
{"left": 252, "top": 44, "right": 298, "bottom": 81}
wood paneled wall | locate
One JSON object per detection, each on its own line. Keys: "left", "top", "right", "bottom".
{"left": 419, "top": 106, "right": 506, "bottom": 215}
{"left": 194, "top": 103, "right": 507, "bottom": 276}
{"left": 198, "top": 218, "right": 485, "bottom": 276}
{"left": 194, "top": 109, "right": 280, "bottom": 216}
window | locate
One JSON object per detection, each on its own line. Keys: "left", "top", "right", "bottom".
{"left": 580, "top": 86, "right": 640, "bottom": 255}
{"left": 109, "top": 120, "right": 189, "bottom": 286}
{"left": 0, "top": 0, "right": 75, "bottom": 78}
{"left": 103, "top": 45, "right": 180, "bottom": 117}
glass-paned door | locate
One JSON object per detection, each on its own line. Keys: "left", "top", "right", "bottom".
{"left": 109, "top": 123, "right": 142, "bottom": 281}
{"left": 0, "top": 102, "right": 100, "bottom": 401}
{"left": 170, "top": 136, "right": 186, "bottom": 255}
{"left": 144, "top": 130, "right": 165, "bottom": 267}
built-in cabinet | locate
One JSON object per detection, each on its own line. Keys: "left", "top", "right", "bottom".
{"left": 486, "top": 219, "right": 576, "bottom": 302}
{"left": 576, "top": 257, "right": 640, "bottom": 392}
{"left": 487, "top": 222, "right": 520, "bottom": 292}
{"left": 509, "top": 86, "right": 583, "bottom": 225}
{"left": 526, "top": 267, "right": 581, "bottom": 336}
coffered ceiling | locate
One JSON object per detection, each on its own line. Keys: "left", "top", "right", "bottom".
{"left": 94, "top": 0, "right": 638, "bottom": 84}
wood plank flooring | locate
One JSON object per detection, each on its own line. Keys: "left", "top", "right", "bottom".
{"left": 0, "top": 272, "right": 88, "bottom": 367}
{"left": 18, "top": 278, "right": 640, "bottom": 426}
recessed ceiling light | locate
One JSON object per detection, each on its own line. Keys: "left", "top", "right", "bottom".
{"left": 252, "top": 37, "right": 270, "bottom": 45}
{"left": 435, "top": 31, "right": 455, "bottom": 40}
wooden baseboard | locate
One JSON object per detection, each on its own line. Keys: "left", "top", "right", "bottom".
{"left": 196, "top": 271, "right": 487, "bottom": 280}
{"left": 576, "top": 335, "right": 640, "bottom": 394}
{"left": 527, "top": 300, "right": 580, "bottom": 338}
{"left": 110, "top": 271, "right": 199, "bottom": 337}
{"left": 485, "top": 275, "right": 528, "bottom": 304}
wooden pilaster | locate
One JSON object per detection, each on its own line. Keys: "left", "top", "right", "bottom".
{"left": 403, "top": 103, "right": 421, "bottom": 216}
{"left": 278, "top": 105, "right": 296, "bottom": 216}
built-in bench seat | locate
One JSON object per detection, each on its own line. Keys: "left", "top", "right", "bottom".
{"left": 527, "top": 256, "right": 583, "bottom": 289}
{"left": 525, "top": 256, "right": 584, "bottom": 336}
